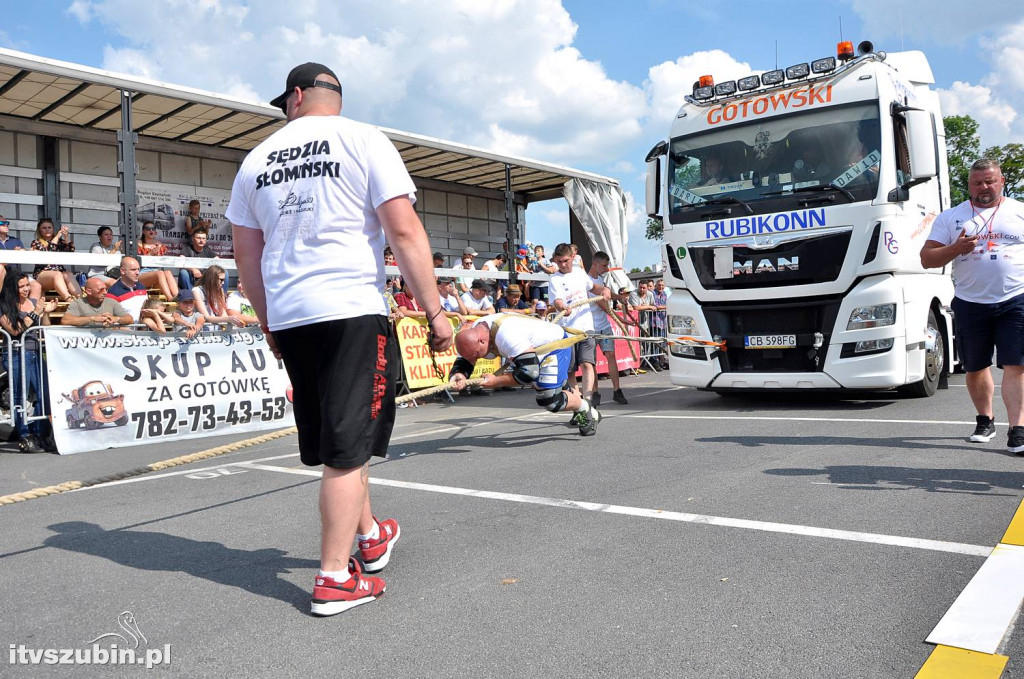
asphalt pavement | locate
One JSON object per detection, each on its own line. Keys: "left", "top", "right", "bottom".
{"left": 1, "top": 369, "right": 1022, "bottom": 678}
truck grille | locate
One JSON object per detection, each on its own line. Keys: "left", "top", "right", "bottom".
{"left": 704, "top": 296, "right": 844, "bottom": 373}
{"left": 689, "top": 228, "right": 851, "bottom": 290}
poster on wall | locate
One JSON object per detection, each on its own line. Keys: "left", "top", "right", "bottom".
{"left": 44, "top": 327, "right": 294, "bottom": 455}
{"left": 395, "top": 317, "right": 500, "bottom": 389}
{"left": 136, "top": 181, "right": 234, "bottom": 257}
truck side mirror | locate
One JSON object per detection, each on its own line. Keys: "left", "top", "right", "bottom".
{"left": 646, "top": 157, "right": 661, "bottom": 216}
{"left": 905, "top": 109, "right": 937, "bottom": 181}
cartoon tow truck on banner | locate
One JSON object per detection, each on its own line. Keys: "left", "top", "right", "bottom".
{"left": 64, "top": 381, "right": 128, "bottom": 429}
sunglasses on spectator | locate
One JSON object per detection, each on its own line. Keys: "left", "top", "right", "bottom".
{"left": 143, "top": 227, "right": 156, "bottom": 231}
{"left": 0, "top": 220, "right": 9, "bottom": 226}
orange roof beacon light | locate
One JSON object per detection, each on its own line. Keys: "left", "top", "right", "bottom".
{"left": 698, "top": 75, "right": 714, "bottom": 88}
{"left": 837, "top": 41, "right": 855, "bottom": 62}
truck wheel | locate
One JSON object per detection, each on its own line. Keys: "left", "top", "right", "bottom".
{"left": 84, "top": 417, "right": 101, "bottom": 430}
{"left": 66, "top": 413, "right": 77, "bottom": 429}
{"left": 899, "top": 309, "right": 944, "bottom": 398}
{"left": 114, "top": 415, "right": 128, "bottom": 427}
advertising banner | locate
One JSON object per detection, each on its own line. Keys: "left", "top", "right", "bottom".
{"left": 44, "top": 327, "right": 294, "bottom": 455}
{"left": 136, "top": 181, "right": 233, "bottom": 257}
{"left": 395, "top": 317, "right": 500, "bottom": 389}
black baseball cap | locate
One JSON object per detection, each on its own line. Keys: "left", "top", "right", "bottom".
{"left": 269, "top": 62, "right": 342, "bottom": 112}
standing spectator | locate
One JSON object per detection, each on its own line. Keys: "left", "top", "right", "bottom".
{"left": 184, "top": 199, "right": 212, "bottom": 237}
{"left": 60, "top": 278, "right": 131, "bottom": 327}
{"left": 921, "top": 158, "right": 1024, "bottom": 453}
{"left": 530, "top": 244, "right": 556, "bottom": 302}
{"left": 106, "top": 256, "right": 149, "bottom": 323}
{"left": 495, "top": 284, "right": 530, "bottom": 314}
{"left": 226, "top": 280, "right": 260, "bottom": 325}
{"left": 550, "top": 243, "right": 611, "bottom": 407}
{"left": 139, "top": 298, "right": 173, "bottom": 333}
{"left": 0, "top": 271, "right": 57, "bottom": 453}
{"left": 570, "top": 243, "right": 585, "bottom": 270}
{"left": 651, "top": 278, "right": 669, "bottom": 368}
{"left": 383, "top": 246, "right": 403, "bottom": 293}
{"left": 193, "top": 264, "right": 243, "bottom": 327}
{"left": 453, "top": 247, "right": 478, "bottom": 294}
{"left": 171, "top": 289, "right": 205, "bottom": 338}
{"left": 587, "top": 252, "right": 628, "bottom": 405}
{"left": 461, "top": 279, "right": 495, "bottom": 315}
{"left": 87, "top": 226, "right": 122, "bottom": 282}
{"left": 228, "top": 61, "right": 451, "bottom": 616}
{"left": 481, "top": 253, "right": 507, "bottom": 289}
{"left": 177, "top": 228, "right": 217, "bottom": 291}
{"left": 627, "top": 280, "right": 656, "bottom": 335}
{"left": 136, "top": 222, "right": 179, "bottom": 301}
{"left": 30, "top": 218, "right": 81, "bottom": 301}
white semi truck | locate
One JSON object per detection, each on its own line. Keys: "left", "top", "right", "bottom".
{"left": 645, "top": 40, "right": 955, "bottom": 396}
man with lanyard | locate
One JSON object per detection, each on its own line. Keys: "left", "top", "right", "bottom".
{"left": 921, "top": 159, "right": 1024, "bottom": 454}
{"left": 106, "top": 256, "right": 149, "bottom": 323}
{"left": 587, "top": 251, "right": 628, "bottom": 406}
{"left": 449, "top": 313, "right": 601, "bottom": 435}
{"left": 549, "top": 243, "right": 611, "bottom": 418}
{"left": 228, "top": 62, "right": 452, "bottom": 617}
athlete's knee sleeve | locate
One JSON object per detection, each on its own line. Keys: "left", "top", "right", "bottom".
{"left": 536, "top": 388, "right": 568, "bottom": 413}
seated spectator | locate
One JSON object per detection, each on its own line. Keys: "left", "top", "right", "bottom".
{"left": 460, "top": 279, "right": 495, "bottom": 316}
{"left": 183, "top": 199, "right": 212, "bottom": 237}
{"left": 61, "top": 277, "right": 132, "bottom": 327}
{"left": 31, "top": 218, "right": 81, "bottom": 301}
{"left": 533, "top": 300, "right": 548, "bottom": 318}
{"left": 106, "top": 256, "right": 149, "bottom": 323}
{"left": 0, "top": 214, "right": 26, "bottom": 251}
{"left": 226, "top": 281, "right": 260, "bottom": 325}
{"left": 87, "top": 226, "right": 122, "bottom": 282}
{"left": 394, "top": 286, "right": 426, "bottom": 318}
{"left": 193, "top": 265, "right": 243, "bottom": 327}
{"left": 177, "top": 228, "right": 217, "bottom": 291}
{"left": 136, "top": 222, "right": 179, "bottom": 300}
{"left": 172, "top": 289, "right": 205, "bottom": 338}
{"left": 495, "top": 284, "right": 530, "bottom": 314}
{"left": 139, "top": 298, "right": 173, "bottom": 333}
{"left": 0, "top": 270, "right": 57, "bottom": 453}
{"left": 437, "top": 277, "right": 468, "bottom": 323}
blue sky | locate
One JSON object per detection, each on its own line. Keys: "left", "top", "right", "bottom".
{"left": 2, "top": 0, "right": 1022, "bottom": 268}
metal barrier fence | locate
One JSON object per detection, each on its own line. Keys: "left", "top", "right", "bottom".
{"left": 0, "top": 328, "right": 12, "bottom": 428}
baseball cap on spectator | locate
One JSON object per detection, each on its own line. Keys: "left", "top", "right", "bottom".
{"left": 269, "top": 63, "right": 342, "bottom": 112}
{"left": 437, "top": 276, "right": 454, "bottom": 284}
{"left": 505, "top": 284, "right": 522, "bottom": 295}
{"left": 470, "top": 279, "right": 490, "bottom": 291}
{"left": 463, "top": 247, "right": 478, "bottom": 256}
{"left": 536, "top": 301, "right": 547, "bottom": 311}
{"left": 176, "top": 289, "right": 195, "bottom": 302}
{"left": 433, "top": 251, "right": 444, "bottom": 260}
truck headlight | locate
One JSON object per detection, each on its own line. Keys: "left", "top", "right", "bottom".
{"left": 847, "top": 304, "right": 896, "bottom": 330}
{"left": 668, "top": 314, "right": 697, "bottom": 335}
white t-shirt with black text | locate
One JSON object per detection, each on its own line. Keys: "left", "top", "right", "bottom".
{"left": 225, "top": 115, "right": 416, "bottom": 330}
{"left": 549, "top": 268, "right": 596, "bottom": 332}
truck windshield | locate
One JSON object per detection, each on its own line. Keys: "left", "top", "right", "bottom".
{"left": 667, "top": 102, "right": 881, "bottom": 223}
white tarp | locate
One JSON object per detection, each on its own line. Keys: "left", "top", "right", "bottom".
{"left": 563, "top": 178, "right": 632, "bottom": 292}
{"left": 45, "top": 327, "right": 294, "bottom": 454}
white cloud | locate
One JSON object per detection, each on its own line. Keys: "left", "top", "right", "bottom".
{"left": 72, "top": 0, "right": 646, "bottom": 168}
{"left": 938, "top": 81, "right": 1017, "bottom": 145}
{"left": 66, "top": 0, "right": 93, "bottom": 23}
{"left": 644, "top": 50, "right": 754, "bottom": 126}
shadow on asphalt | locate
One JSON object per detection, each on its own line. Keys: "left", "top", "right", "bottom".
{"left": 701, "top": 434, "right": 1002, "bottom": 454}
{"left": 764, "top": 463, "right": 1024, "bottom": 495}
{"left": 43, "top": 521, "right": 317, "bottom": 612}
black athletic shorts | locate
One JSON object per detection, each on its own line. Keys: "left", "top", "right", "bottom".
{"left": 273, "top": 315, "right": 397, "bottom": 469}
{"left": 952, "top": 293, "right": 1024, "bottom": 372}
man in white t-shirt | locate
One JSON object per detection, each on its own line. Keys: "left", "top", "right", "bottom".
{"left": 437, "top": 277, "right": 468, "bottom": 322}
{"left": 587, "top": 251, "right": 628, "bottom": 406}
{"left": 452, "top": 247, "right": 478, "bottom": 294}
{"left": 460, "top": 279, "right": 495, "bottom": 315}
{"left": 921, "top": 158, "right": 1024, "bottom": 453}
{"left": 549, "top": 242, "right": 611, "bottom": 413}
{"left": 449, "top": 313, "right": 601, "bottom": 435}
{"left": 227, "top": 62, "right": 452, "bottom": 617}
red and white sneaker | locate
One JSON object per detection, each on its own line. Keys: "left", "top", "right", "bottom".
{"left": 310, "top": 557, "right": 385, "bottom": 617}
{"left": 358, "top": 517, "right": 400, "bottom": 573}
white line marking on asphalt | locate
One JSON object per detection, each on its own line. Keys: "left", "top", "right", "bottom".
{"left": 631, "top": 415, "right": 996, "bottom": 426}
{"left": 70, "top": 452, "right": 302, "bottom": 490}
{"left": 926, "top": 543, "right": 1024, "bottom": 653}
{"left": 238, "top": 463, "right": 992, "bottom": 557}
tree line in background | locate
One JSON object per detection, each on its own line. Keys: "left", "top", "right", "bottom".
{"left": 644, "top": 113, "right": 1022, "bottom": 244}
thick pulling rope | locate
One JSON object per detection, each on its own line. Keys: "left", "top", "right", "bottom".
{"left": 0, "top": 427, "right": 298, "bottom": 506}
{"left": 550, "top": 295, "right": 605, "bottom": 324}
